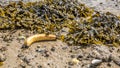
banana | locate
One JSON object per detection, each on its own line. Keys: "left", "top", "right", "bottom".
{"left": 24, "top": 34, "right": 56, "bottom": 47}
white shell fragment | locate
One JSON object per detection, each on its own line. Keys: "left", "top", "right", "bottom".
{"left": 91, "top": 59, "right": 102, "bottom": 65}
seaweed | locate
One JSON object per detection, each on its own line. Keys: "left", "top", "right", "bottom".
{"left": 0, "top": 0, "right": 120, "bottom": 46}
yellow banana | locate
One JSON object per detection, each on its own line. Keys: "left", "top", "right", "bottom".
{"left": 24, "top": 34, "right": 56, "bottom": 47}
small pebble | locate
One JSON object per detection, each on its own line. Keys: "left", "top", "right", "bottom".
{"left": 107, "top": 63, "right": 111, "bottom": 67}
{"left": 17, "top": 36, "right": 26, "bottom": 40}
{"left": 71, "top": 55, "right": 76, "bottom": 58}
{"left": 44, "top": 51, "right": 50, "bottom": 57}
{"left": 0, "top": 47, "right": 7, "bottom": 52}
{"left": 19, "top": 63, "right": 26, "bottom": 68}
{"left": 77, "top": 55, "right": 83, "bottom": 58}
{"left": 51, "top": 47, "right": 55, "bottom": 52}
{"left": 62, "top": 46, "right": 68, "bottom": 50}
{"left": 36, "top": 48, "right": 46, "bottom": 53}
{"left": 23, "top": 57, "right": 30, "bottom": 64}
{"left": 0, "top": 53, "right": 6, "bottom": 62}
{"left": 113, "top": 59, "right": 120, "bottom": 66}
{"left": 37, "top": 65, "right": 42, "bottom": 68}
{"left": 69, "top": 58, "right": 79, "bottom": 65}
{"left": 111, "top": 55, "right": 120, "bottom": 66}
{"left": 91, "top": 59, "right": 102, "bottom": 65}
{"left": 117, "top": 49, "right": 120, "bottom": 53}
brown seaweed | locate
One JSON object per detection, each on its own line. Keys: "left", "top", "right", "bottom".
{"left": 0, "top": 0, "right": 120, "bottom": 46}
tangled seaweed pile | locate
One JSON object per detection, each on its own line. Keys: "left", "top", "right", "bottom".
{"left": 0, "top": 0, "right": 120, "bottom": 46}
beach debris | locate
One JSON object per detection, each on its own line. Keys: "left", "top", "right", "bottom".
{"left": 24, "top": 34, "right": 56, "bottom": 47}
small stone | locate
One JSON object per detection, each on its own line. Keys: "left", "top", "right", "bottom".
{"left": 114, "top": 61, "right": 120, "bottom": 66}
{"left": 23, "top": 57, "right": 30, "bottom": 64}
{"left": 61, "top": 27, "right": 69, "bottom": 33}
{"left": 91, "top": 59, "right": 102, "bottom": 65}
{"left": 37, "top": 45, "right": 41, "bottom": 48}
{"left": 0, "top": 53, "right": 6, "bottom": 62}
{"left": 69, "top": 58, "right": 79, "bottom": 65}
{"left": 44, "top": 51, "right": 50, "bottom": 57}
{"left": 89, "top": 64, "right": 96, "bottom": 68}
{"left": 36, "top": 48, "right": 46, "bottom": 53}
{"left": 62, "top": 46, "right": 68, "bottom": 50}
{"left": 17, "top": 53, "right": 24, "bottom": 59}
{"left": 77, "top": 55, "right": 83, "bottom": 59}
{"left": 115, "top": 4, "right": 118, "bottom": 6}
{"left": 107, "top": 63, "right": 111, "bottom": 67}
{"left": 102, "top": 55, "right": 112, "bottom": 62}
{"left": 111, "top": 55, "right": 120, "bottom": 66}
{"left": 51, "top": 47, "right": 55, "bottom": 52}
{"left": 0, "top": 47, "right": 7, "bottom": 52}
{"left": 37, "top": 65, "right": 42, "bottom": 68}
{"left": 100, "top": 2, "right": 103, "bottom": 4}
{"left": 71, "top": 55, "right": 76, "bottom": 58}
{"left": 113, "top": 58, "right": 120, "bottom": 66}
{"left": 89, "top": 59, "right": 102, "bottom": 68}
{"left": 117, "top": 49, "right": 120, "bottom": 53}
{"left": 17, "top": 36, "right": 26, "bottom": 40}
{"left": 19, "top": 63, "right": 26, "bottom": 68}
{"left": 6, "top": 44, "right": 10, "bottom": 46}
